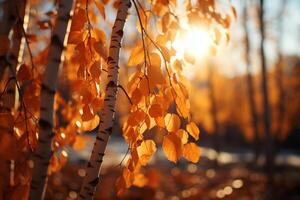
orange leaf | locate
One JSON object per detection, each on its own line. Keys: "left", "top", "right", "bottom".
{"left": 131, "top": 88, "right": 142, "bottom": 105}
{"left": 138, "top": 77, "right": 150, "bottom": 96}
{"left": 149, "top": 104, "right": 163, "bottom": 118}
{"left": 186, "top": 122, "right": 200, "bottom": 140}
{"left": 127, "top": 109, "right": 146, "bottom": 127}
{"left": 162, "top": 134, "right": 182, "bottom": 163}
{"left": 90, "top": 61, "right": 101, "bottom": 80}
{"left": 81, "top": 104, "right": 94, "bottom": 121}
{"left": 82, "top": 115, "right": 99, "bottom": 131}
{"left": 183, "top": 143, "right": 201, "bottom": 163}
{"left": 128, "top": 42, "right": 144, "bottom": 66}
{"left": 70, "top": 9, "right": 86, "bottom": 32}
{"left": 17, "top": 64, "right": 32, "bottom": 82}
{"left": 175, "top": 129, "right": 188, "bottom": 144}
{"left": 68, "top": 31, "right": 82, "bottom": 44}
{"left": 0, "top": 112, "right": 14, "bottom": 132}
{"left": 133, "top": 173, "right": 147, "bottom": 187}
{"left": 0, "top": 35, "right": 10, "bottom": 55}
{"left": 91, "top": 97, "right": 103, "bottom": 113}
{"left": 147, "top": 53, "right": 165, "bottom": 88}
{"left": 137, "top": 140, "right": 157, "bottom": 166}
{"left": 94, "top": 0, "right": 106, "bottom": 19}
{"left": 164, "top": 113, "right": 181, "bottom": 132}
{"left": 72, "top": 135, "right": 87, "bottom": 151}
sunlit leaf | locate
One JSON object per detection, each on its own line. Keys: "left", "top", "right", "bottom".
{"left": 183, "top": 142, "right": 201, "bottom": 163}
{"left": 164, "top": 113, "right": 181, "bottom": 132}
{"left": 137, "top": 140, "right": 157, "bottom": 165}
{"left": 186, "top": 122, "right": 200, "bottom": 140}
{"left": 162, "top": 133, "right": 182, "bottom": 163}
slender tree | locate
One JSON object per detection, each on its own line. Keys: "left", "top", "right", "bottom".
{"left": 258, "top": 0, "right": 274, "bottom": 175}
{"left": 274, "top": 0, "right": 287, "bottom": 143}
{"left": 79, "top": 0, "right": 131, "bottom": 199}
{"left": 243, "top": 1, "right": 260, "bottom": 164}
{"left": 29, "top": 1, "right": 73, "bottom": 199}
{"left": 207, "top": 62, "right": 220, "bottom": 166}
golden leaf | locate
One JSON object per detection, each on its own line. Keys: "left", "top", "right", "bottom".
{"left": 162, "top": 133, "right": 182, "bottom": 163}
{"left": 186, "top": 122, "right": 200, "bottom": 140}
{"left": 137, "top": 140, "right": 157, "bottom": 166}
{"left": 183, "top": 143, "right": 201, "bottom": 163}
{"left": 164, "top": 113, "right": 181, "bottom": 132}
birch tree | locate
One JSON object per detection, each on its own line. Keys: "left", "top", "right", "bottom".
{"left": 78, "top": 0, "right": 132, "bottom": 198}
{"left": 29, "top": 1, "right": 73, "bottom": 199}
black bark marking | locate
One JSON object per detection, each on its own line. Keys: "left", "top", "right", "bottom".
{"left": 96, "top": 159, "right": 103, "bottom": 163}
{"left": 105, "top": 127, "right": 113, "bottom": 133}
{"left": 51, "top": 34, "right": 64, "bottom": 51}
{"left": 87, "top": 162, "right": 93, "bottom": 168}
{"left": 107, "top": 56, "right": 113, "bottom": 63}
{"left": 39, "top": 118, "right": 52, "bottom": 129}
{"left": 89, "top": 177, "right": 99, "bottom": 187}
{"left": 107, "top": 80, "right": 117, "bottom": 88}
{"left": 41, "top": 83, "right": 56, "bottom": 94}
{"left": 96, "top": 136, "right": 105, "bottom": 141}
{"left": 98, "top": 153, "right": 105, "bottom": 156}
{"left": 34, "top": 153, "right": 44, "bottom": 159}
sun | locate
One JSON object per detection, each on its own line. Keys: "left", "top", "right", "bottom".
{"left": 173, "top": 26, "right": 212, "bottom": 60}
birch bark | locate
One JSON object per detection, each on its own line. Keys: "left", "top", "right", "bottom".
{"left": 79, "top": 0, "right": 131, "bottom": 199}
{"left": 29, "top": 1, "right": 73, "bottom": 199}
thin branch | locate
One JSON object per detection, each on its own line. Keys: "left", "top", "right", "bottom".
{"left": 0, "top": 77, "right": 15, "bottom": 101}
{"left": 115, "top": 147, "right": 130, "bottom": 167}
{"left": 117, "top": 85, "right": 133, "bottom": 105}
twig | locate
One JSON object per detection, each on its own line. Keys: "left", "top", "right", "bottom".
{"left": 117, "top": 85, "right": 133, "bottom": 105}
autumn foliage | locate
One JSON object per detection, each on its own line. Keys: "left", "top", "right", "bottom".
{"left": 9, "top": 0, "right": 300, "bottom": 199}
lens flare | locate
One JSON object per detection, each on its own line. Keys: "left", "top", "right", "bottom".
{"left": 173, "top": 27, "right": 212, "bottom": 60}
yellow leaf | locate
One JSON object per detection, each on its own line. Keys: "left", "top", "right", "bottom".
{"left": 147, "top": 53, "right": 165, "bottom": 89}
{"left": 162, "top": 134, "right": 182, "bottom": 163}
{"left": 183, "top": 143, "right": 201, "bottom": 163}
{"left": 175, "top": 129, "right": 188, "bottom": 144}
{"left": 137, "top": 140, "right": 157, "bottom": 165}
{"left": 186, "top": 122, "right": 200, "bottom": 140}
{"left": 164, "top": 113, "right": 181, "bottom": 132}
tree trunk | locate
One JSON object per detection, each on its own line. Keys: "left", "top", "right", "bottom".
{"left": 208, "top": 63, "right": 220, "bottom": 166}
{"left": 29, "top": 1, "right": 73, "bottom": 199}
{"left": 274, "top": 0, "right": 286, "bottom": 144}
{"left": 259, "top": 0, "right": 274, "bottom": 176}
{"left": 243, "top": 2, "right": 260, "bottom": 164}
{"left": 79, "top": 0, "right": 131, "bottom": 199}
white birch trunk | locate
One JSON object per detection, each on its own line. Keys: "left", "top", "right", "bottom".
{"left": 29, "top": 1, "right": 73, "bottom": 199}
{"left": 79, "top": 0, "right": 131, "bottom": 199}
